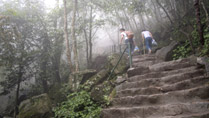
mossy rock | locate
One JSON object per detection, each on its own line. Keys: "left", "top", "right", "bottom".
{"left": 107, "top": 53, "right": 128, "bottom": 74}
{"left": 68, "top": 70, "right": 97, "bottom": 91}
{"left": 74, "top": 69, "right": 97, "bottom": 85}
{"left": 18, "top": 94, "right": 52, "bottom": 118}
{"left": 82, "top": 69, "right": 109, "bottom": 91}
{"left": 90, "top": 81, "right": 115, "bottom": 104}
{"left": 48, "top": 84, "right": 67, "bottom": 104}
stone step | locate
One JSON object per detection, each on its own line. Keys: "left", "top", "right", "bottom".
{"left": 118, "top": 69, "right": 204, "bottom": 91}
{"left": 178, "top": 112, "right": 209, "bottom": 118}
{"left": 101, "top": 101, "right": 209, "bottom": 118}
{"left": 161, "top": 76, "right": 208, "bottom": 93}
{"left": 116, "top": 76, "right": 207, "bottom": 98}
{"left": 132, "top": 54, "right": 155, "bottom": 60}
{"left": 132, "top": 55, "right": 164, "bottom": 68}
{"left": 132, "top": 56, "right": 156, "bottom": 63}
{"left": 127, "top": 66, "right": 150, "bottom": 78}
{"left": 128, "top": 58, "right": 197, "bottom": 78}
{"left": 127, "top": 66, "right": 202, "bottom": 83}
{"left": 113, "top": 84, "right": 209, "bottom": 107}
{"left": 116, "top": 86, "right": 163, "bottom": 98}
{"left": 152, "top": 111, "right": 209, "bottom": 118}
{"left": 149, "top": 57, "right": 197, "bottom": 72}
{"left": 133, "top": 60, "right": 155, "bottom": 68}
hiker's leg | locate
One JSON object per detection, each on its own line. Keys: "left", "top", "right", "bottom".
{"left": 130, "top": 39, "right": 135, "bottom": 53}
{"left": 125, "top": 39, "right": 129, "bottom": 53}
{"left": 145, "top": 38, "right": 150, "bottom": 53}
{"left": 148, "top": 37, "right": 152, "bottom": 54}
{"left": 145, "top": 37, "right": 152, "bottom": 54}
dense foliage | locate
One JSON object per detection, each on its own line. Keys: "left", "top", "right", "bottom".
{"left": 173, "top": 27, "right": 209, "bottom": 60}
{"left": 53, "top": 91, "right": 101, "bottom": 118}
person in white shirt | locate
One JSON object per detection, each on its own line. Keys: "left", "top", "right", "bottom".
{"left": 120, "top": 28, "right": 135, "bottom": 54}
{"left": 141, "top": 30, "right": 153, "bottom": 54}
{"left": 120, "top": 28, "right": 128, "bottom": 44}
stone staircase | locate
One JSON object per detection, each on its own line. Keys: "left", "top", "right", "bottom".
{"left": 101, "top": 54, "right": 209, "bottom": 118}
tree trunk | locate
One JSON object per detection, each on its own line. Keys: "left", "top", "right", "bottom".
{"left": 53, "top": 0, "right": 59, "bottom": 29}
{"left": 194, "top": 0, "right": 205, "bottom": 45}
{"left": 89, "top": 3, "right": 93, "bottom": 66}
{"left": 41, "top": 33, "right": 50, "bottom": 93}
{"left": 156, "top": 0, "right": 173, "bottom": 25}
{"left": 201, "top": 0, "right": 209, "bottom": 28}
{"left": 52, "top": 35, "right": 62, "bottom": 83}
{"left": 42, "top": 78, "right": 49, "bottom": 93}
{"left": 63, "top": 0, "right": 73, "bottom": 71}
{"left": 14, "top": 67, "right": 23, "bottom": 118}
{"left": 71, "top": 0, "right": 79, "bottom": 72}
{"left": 14, "top": 31, "right": 24, "bottom": 118}
{"left": 83, "top": 29, "right": 89, "bottom": 68}
{"left": 54, "top": 65, "right": 61, "bottom": 83}
{"left": 52, "top": 0, "right": 62, "bottom": 83}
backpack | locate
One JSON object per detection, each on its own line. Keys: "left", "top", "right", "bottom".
{"left": 125, "top": 31, "right": 134, "bottom": 39}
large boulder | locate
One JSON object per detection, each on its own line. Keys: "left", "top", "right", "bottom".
{"left": 197, "top": 56, "right": 209, "bottom": 76}
{"left": 18, "top": 94, "right": 52, "bottom": 118}
{"left": 76, "top": 70, "right": 97, "bottom": 85}
{"left": 156, "top": 41, "right": 178, "bottom": 61}
{"left": 90, "top": 76, "right": 124, "bottom": 104}
{"left": 82, "top": 69, "right": 109, "bottom": 91}
{"left": 107, "top": 53, "right": 128, "bottom": 74}
{"left": 90, "top": 81, "right": 115, "bottom": 104}
{"left": 68, "top": 70, "right": 97, "bottom": 91}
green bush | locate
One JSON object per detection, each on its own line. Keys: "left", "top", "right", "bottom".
{"left": 173, "top": 27, "right": 209, "bottom": 60}
{"left": 53, "top": 91, "right": 101, "bottom": 118}
{"left": 173, "top": 40, "right": 191, "bottom": 60}
{"left": 200, "top": 29, "right": 209, "bottom": 56}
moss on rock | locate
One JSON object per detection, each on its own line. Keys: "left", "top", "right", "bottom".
{"left": 82, "top": 69, "right": 109, "bottom": 91}
{"left": 18, "top": 94, "right": 52, "bottom": 118}
{"left": 48, "top": 84, "right": 67, "bottom": 104}
{"left": 107, "top": 54, "right": 128, "bottom": 74}
{"left": 90, "top": 81, "right": 115, "bottom": 104}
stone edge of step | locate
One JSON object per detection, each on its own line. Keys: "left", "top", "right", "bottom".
{"left": 113, "top": 83, "right": 209, "bottom": 104}
{"left": 116, "top": 75, "right": 207, "bottom": 98}
{"left": 127, "top": 66, "right": 202, "bottom": 82}
{"left": 120, "top": 69, "right": 205, "bottom": 90}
